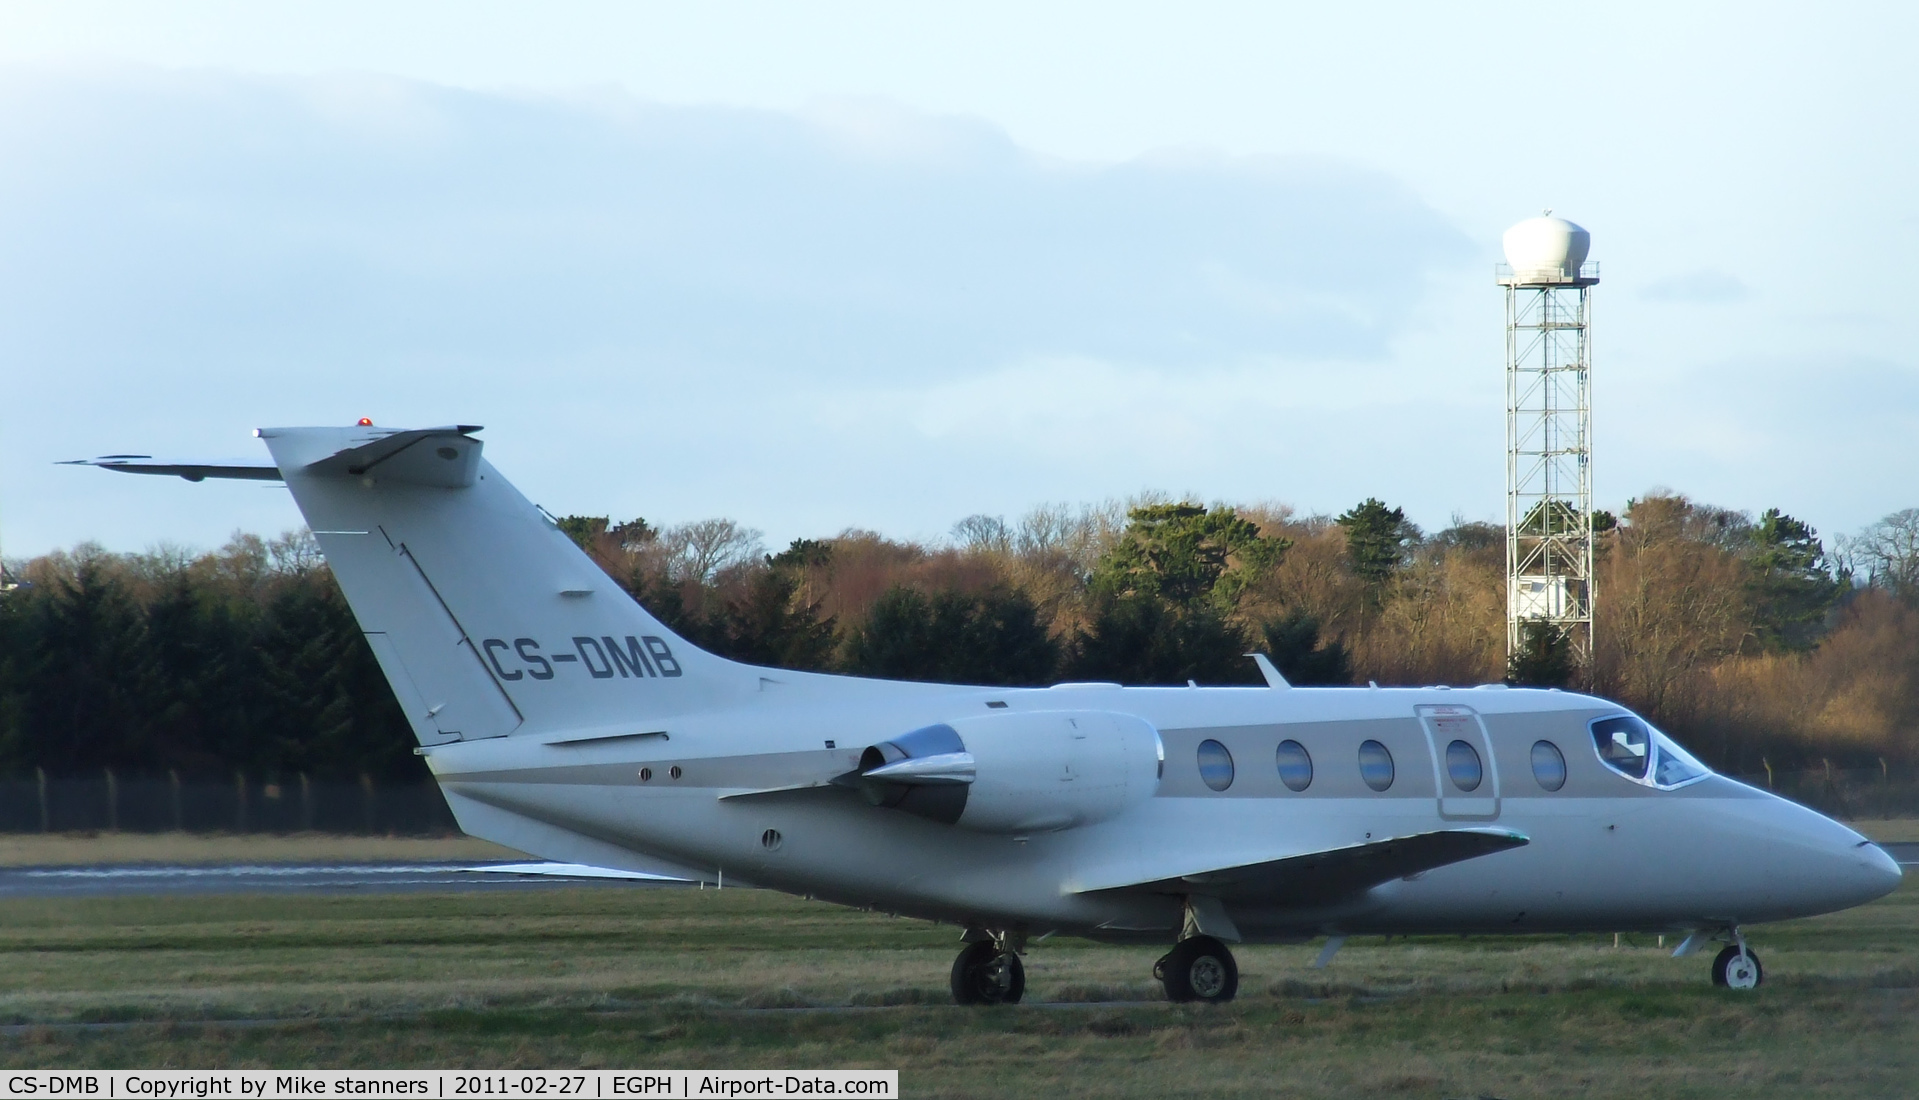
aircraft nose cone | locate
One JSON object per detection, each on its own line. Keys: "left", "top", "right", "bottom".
{"left": 1859, "top": 842, "right": 1904, "bottom": 898}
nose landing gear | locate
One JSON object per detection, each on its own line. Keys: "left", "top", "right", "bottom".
{"left": 1679, "top": 926, "right": 1763, "bottom": 989}
{"left": 950, "top": 931, "right": 1025, "bottom": 1005}
{"left": 1154, "top": 935, "right": 1240, "bottom": 1003}
{"left": 1712, "top": 943, "right": 1763, "bottom": 989}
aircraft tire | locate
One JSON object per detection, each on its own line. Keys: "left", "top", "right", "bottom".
{"left": 1711, "top": 945, "right": 1763, "bottom": 989}
{"left": 1159, "top": 936, "right": 1239, "bottom": 1004}
{"left": 950, "top": 941, "right": 1025, "bottom": 1006}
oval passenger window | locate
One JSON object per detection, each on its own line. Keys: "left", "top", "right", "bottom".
{"left": 1358, "top": 740, "right": 1394, "bottom": 792}
{"left": 1276, "top": 740, "right": 1313, "bottom": 792}
{"left": 1197, "top": 739, "right": 1235, "bottom": 792}
{"left": 1531, "top": 740, "right": 1567, "bottom": 791}
{"left": 1445, "top": 739, "right": 1483, "bottom": 792}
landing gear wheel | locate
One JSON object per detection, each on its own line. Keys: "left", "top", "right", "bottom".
{"left": 1157, "top": 935, "right": 1239, "bottom": 1004}
{"left": 1712, "top": 944, "right": 1763, "bottom": 990}
{"left": 950, "top": 941, "right": 1025, "bottom": 1005}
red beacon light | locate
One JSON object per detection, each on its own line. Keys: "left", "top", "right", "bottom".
{"left": 356, "top": 417, "right": 373, "bottom": 426}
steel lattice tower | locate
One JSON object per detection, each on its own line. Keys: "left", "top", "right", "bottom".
{"left": 1498, "top": 216, "right": 1598, "bottom": 671}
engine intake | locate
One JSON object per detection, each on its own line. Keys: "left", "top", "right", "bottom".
{"left": 853, "top": 710, "right": 1162, "bottom": 833}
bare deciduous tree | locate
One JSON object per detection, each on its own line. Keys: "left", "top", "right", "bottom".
{"left": 1849, "top": 508, "right": 1919, "bottom": 599}
{"left": 659, "top": 519, "right": 764, "bottom": 584}
{"left": 1593, "top": 494, "right": 1753, "bottom": 715}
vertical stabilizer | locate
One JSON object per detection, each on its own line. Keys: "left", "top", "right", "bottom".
{"left": 259, "top": 425, "right": 752, "bottom": 743}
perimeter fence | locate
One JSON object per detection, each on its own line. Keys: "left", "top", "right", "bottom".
{"left": 1729, "top": 765, "right": 1919, "bottom": 820}
{"left": 0, "top": 770, "right": 458, "bottom": 835}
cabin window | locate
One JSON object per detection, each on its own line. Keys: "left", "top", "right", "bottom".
{"left": 1531, "top": 740, "right": 1567, "bottom": 791}
{"left": 1358, "top": 740, "right": 1394, "bottom": 792}
{"left": 1445, "top": 740, "right": 1483, "bottom": 792}
{"left": 1276, "top": 740, "right": 1313, "bottom": 792}
{"left": 1198, "top": 739, "right": 1235, "bottom": 791}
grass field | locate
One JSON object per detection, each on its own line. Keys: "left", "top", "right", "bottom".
{"left": 2, "top": 872, "right": 1915, "bottom": 1098}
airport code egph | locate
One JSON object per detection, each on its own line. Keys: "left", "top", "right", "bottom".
{"left": 0, "top": 1074, "right": 897, "bottom": 1099}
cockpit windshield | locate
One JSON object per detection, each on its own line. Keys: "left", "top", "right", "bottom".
{"left": 1652, "top": 732, "right": 1710, "bottom": 786}
{"left": 1590, "top": 714, "right": 1711, "bottom": 790}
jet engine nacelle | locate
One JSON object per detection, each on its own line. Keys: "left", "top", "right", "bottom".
{"left": 856, "top": 710, "right": 1163, "bottom": 833}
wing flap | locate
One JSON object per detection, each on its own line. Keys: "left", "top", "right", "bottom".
{"left": 1072, "top": 827, "right": 1529, "bottom": 904}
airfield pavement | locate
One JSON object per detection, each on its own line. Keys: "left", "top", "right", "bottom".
{"left": 0, "top": 830, "right": 1914, "bottom": 1098}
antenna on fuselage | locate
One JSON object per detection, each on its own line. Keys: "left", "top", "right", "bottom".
{"left": 1246, "top": 653, "right": 1292, "bottom": 689}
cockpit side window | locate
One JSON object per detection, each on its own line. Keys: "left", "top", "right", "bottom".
{"left": 1590, "top": 714, "right": 1713, "bottom": 789}
{"left": 1591, "top": 716, "right": 1651, "bottom": 780}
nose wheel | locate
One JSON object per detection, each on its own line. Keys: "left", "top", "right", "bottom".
{"left": 1154, "top": 935, "right": 1239, "bottom": 1003}
{"left": 1712, "top": 943, "right": 1763, "bottom": 989}
{"left": 950, "top": 939, "right": 1025, "bottom": 1005}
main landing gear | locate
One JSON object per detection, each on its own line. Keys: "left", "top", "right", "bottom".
{"left": 1155, "top": 935, "right": 1239, "bottom": 1004}
{"left": 950, "top": 933, "right": 1025, "bottom": 1005}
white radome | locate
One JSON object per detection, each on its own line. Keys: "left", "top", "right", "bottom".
{"left": 1502, "top": 215, "right": 1591, "bottom": 282}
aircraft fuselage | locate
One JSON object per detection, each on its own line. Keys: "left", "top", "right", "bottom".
{"left": 427, "top": 680, "right": 1898, "bottom": 943}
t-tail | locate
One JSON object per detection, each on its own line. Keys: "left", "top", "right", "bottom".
{"left": 76, "top": 424, "right": 766, "bottom": 745}
{"left": 273, "top": 424, "right": 769, "bottom": 745}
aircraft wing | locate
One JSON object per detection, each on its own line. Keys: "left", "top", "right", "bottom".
{"left": 1071, "top": 827, "right": 1528, "bottom": 905}
{"left": 460, "top": 861, "right": 692, "bottom": 882}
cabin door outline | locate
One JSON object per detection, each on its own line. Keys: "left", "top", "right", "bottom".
{"left": 1416, "top": 703, "right": 1501, "bottom": 820}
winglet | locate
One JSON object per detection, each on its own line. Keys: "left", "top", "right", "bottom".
{"left": 1247, "top": 653, "right": 1292, "bottom": 689}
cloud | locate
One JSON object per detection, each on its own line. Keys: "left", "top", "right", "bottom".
{"left": 1603, "top": 354, "right": 1919, "bottom": 531}
{"left": 0, "top": 67, "right": 1471, "bottom": 376}
{"left": 1640, "top": 269, "right": 1752, "bottom": 304}
{"left": 0, "top": 65, "right": 1478, "bottom": 554}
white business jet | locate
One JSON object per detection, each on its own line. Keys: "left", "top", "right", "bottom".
{"left": 74, "top": 424, "right": 1901, "bottom": 1005}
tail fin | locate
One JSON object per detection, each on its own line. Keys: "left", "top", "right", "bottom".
{"left": 259, "top": 425, "right": 753, "bottom": 745}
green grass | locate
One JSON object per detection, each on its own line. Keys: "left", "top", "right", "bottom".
{"left": 3, "top": 880, "right": 1916, "bottom": 1098}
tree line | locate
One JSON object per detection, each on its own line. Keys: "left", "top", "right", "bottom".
{"left": 4, "top": 497, "right": 1917, "bottom": 782}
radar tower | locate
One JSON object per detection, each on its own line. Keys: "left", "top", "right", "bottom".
{"left": 1498, "top": 213, "right": 1597, "bottom": 674}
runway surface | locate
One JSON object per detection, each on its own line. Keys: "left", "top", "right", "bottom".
{"left": 1, "top": 844, "right": 1910, "bottom": 900}
{"left": 0, "top": 861, "right": 687, "bottom": 899}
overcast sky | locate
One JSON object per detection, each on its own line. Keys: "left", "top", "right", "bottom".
{"left": 2, "top": 2, "right": 1913, "bottom": 558}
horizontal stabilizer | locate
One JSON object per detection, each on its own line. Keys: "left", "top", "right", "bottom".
{"left": 59, "top": 456, "right": 281, "bottom": 482}
{"left": 1073, "top": 827, "right": 1528, "bottom": 904}
{"left": 299, "top": 425, "right": 485, "bottom": 488}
